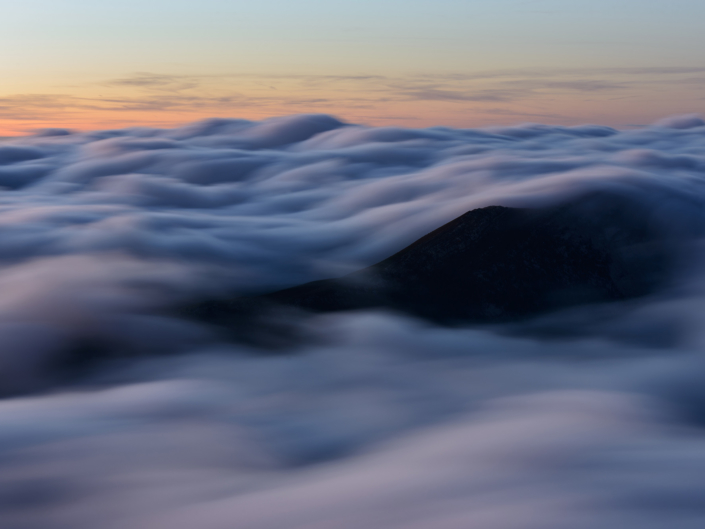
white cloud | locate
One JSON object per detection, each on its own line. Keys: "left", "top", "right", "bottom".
{"left": 0, "top": 113, "right": 704, "bottom": 527}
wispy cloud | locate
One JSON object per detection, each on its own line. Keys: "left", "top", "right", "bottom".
{"left": 1, "top": 65, "right": 703, "bottom": 132}
{"left": 399, "top": 88, "right": 517, "bottom": 102}
{"left": 107, "top": 72, "right": 202, "bottom": 93}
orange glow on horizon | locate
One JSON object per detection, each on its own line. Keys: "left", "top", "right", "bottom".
{"left": 1, "top": 68, "right": 703, "bottom": 136}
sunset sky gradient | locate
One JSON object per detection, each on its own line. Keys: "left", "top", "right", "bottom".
{"left": 2, "top": 0, "right": 704, "bottom": 134}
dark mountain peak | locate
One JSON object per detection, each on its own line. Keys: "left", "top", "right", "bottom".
{"left": 265, "top": 191, "right": 677, "bottom": 324}
{"left": 181, "top": 191, "right": 683, "bottom": 345}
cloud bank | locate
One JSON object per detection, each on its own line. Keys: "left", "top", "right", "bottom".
{"left": 1, "top": 113, "right": 705, "bottom": 527}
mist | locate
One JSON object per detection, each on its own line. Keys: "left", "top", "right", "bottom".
{"left": 1, "top": 113, "right": 705, "bottom": 528}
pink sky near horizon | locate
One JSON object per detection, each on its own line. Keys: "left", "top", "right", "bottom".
{"left": 2, "top": 67, "right": 703, "bottom": 135}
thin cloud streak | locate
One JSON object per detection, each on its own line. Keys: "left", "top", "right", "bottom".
{"left": 0, "top": 65, "right": 703, "bottom": 133}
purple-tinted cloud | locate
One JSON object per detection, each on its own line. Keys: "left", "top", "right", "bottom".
{"left": 0, "top": 113, "right": 702, "bottom": 528}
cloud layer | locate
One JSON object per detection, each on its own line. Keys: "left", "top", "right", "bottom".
{"left": 1, "top": 113, "right": 705, "bottom": 527}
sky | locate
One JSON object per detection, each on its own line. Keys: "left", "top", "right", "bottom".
{"left": 1, "top": 0, "right": 704, "bottom": 134}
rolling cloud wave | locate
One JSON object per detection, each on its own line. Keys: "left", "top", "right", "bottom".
{"left": 1, "top": 113, "right": 705, "bottom": 527}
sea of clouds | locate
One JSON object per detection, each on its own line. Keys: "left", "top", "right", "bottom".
{"left": 2, "top": 113, "right": 705, "bottom": 528}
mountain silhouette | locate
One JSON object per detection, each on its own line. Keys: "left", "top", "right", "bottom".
{"left": 182, "top": 191, "right": 682, "bottom": 344}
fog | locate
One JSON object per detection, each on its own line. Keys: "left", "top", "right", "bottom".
{"left": 1, "top": 113, "right": 705, "bottom": 528}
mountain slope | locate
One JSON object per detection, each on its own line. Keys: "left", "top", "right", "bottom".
{"left": 183, "top": 191, "right": 681, "bottom": 342}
